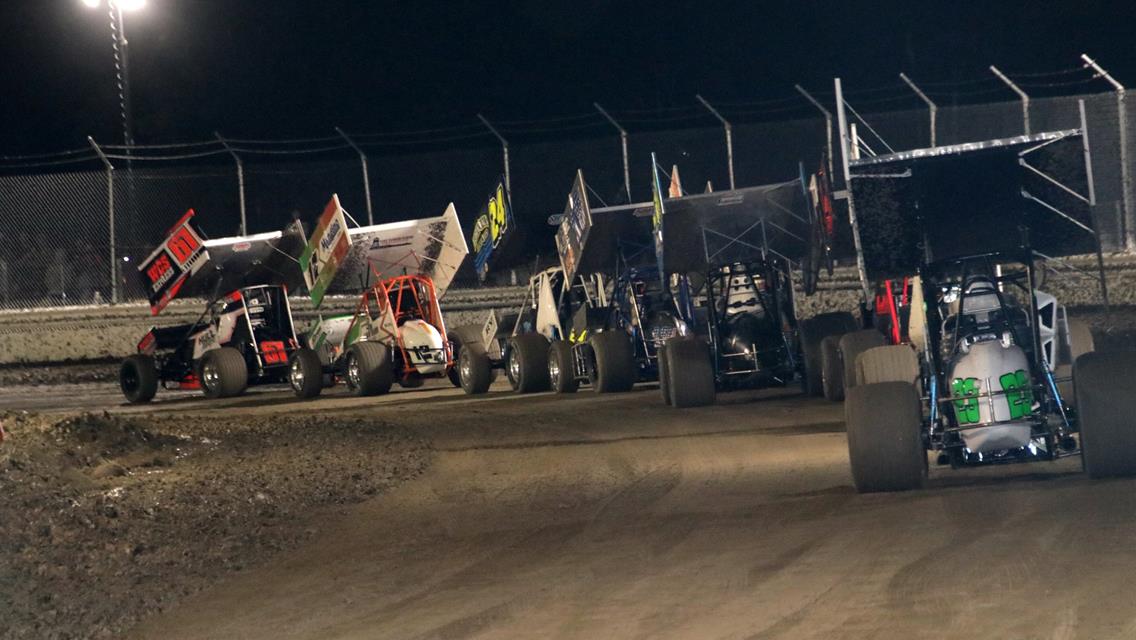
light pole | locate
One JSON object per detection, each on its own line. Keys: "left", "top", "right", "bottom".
{"left": 81, "top": 0, "right": 146, "bottom": 147}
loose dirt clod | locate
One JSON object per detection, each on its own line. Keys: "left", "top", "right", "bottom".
{"left": 0, "top": 410, "right": 430, "bottom": 640}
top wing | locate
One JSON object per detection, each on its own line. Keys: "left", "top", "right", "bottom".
{"left": 470, "top": 179, "right": 515, "bottom": 283}
{"left": 553, "top": 170, "right": 654, "bottom": 281}
{"left": 138, "top": 210, "right": 305, "bottom": 315}
{"left": 847, "top": 129, "right": 1094, "bottom": 278}
{"left": 302, "top": 195, "right": 468, "bottom": 306}
{"left": 654, "top": 176, "right": 813, "bottom": 275}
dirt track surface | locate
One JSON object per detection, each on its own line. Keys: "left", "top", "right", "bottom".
{"left": 6, "top": 379, "right": 1136, "bottom": 639}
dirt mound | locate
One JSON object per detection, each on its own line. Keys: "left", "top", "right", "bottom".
{"left": 0, "top": 410, "right": 430, "bottom": 639}
{"left": 0, "top": 362, "right": 118, "bottom": 387}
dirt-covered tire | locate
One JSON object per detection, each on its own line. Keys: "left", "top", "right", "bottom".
{"left": 344, "top": 342, "right": 393, "bottom": 397}
{"left": 589, "top": 331, "right": 635, "bottom": 393}
{"left": 1058, "top": 318, "right": 1095, "bottom": 403}
{"left": 447, "top": 324, "right": 482, "bottom": 388}
{"left": 288, "top": 348, "right": 323, "bottom": 399}
{"left": 839, "top": 329, "right": 887, "bottom": 390}
{"left": 845, "top": 381, "right": 926, "bottom": 493}
{"left": 507, "top": 333, "right": 550, "bottom": 393}
{"left": 198, "top": 347, "right": 249, "bottom": 399}
{"left": 820, "top": 336, "right": 844, "bottom": 401}
{"left": 458, "top": 344, "right": 492, "bottom": 394}
{"left": 1075, "top": 352, "right": 1136, "bottom": 479}
{"left": 800, "top": 311, "right": 857, "bottom": 396}
{"left": 548, "top": 340, "right": 579, "bottom": 393}
{"left": 120, "top": 354, "right": 158, "bottom": 404}
{"left": 665, "top": 337, "right": 716, "bottom": 408}
{"left": 658, "top": 341, "right": 672, "bottom": 405}
{"left": 856, "top": 345, "right": 920, "bottom": 387}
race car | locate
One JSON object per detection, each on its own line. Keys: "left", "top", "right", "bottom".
{"left": 833, "top": 102, "right": 1136, "bottom": 490}
{"left": 119, "top": 211, "right": 307, "bottom": 403}
{"left": 450, "top": 171, "right": 671, "bottom": 396}
{"left": 284, "top": 195, "right": 468, "bottom": 398}
{"left": 646, "top": 154, "right": 855, "bottom": 407}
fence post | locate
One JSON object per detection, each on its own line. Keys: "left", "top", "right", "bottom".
{"left": 833, "top": 79, "right": 872, "bottom": 306}
{"left": 899, "top": 73, "right": 938, "bottom": 147}
{"left": 336, "top": 127, "right": 374, "bottom": 225}
{"left": 214, "top": 132, "right": 247, "bottom": 235}
{"left": 1082, "top": 54, "right": 1133, "bottom": 252}
{"left": 87, "top": 137, "right": 117, "bottom": 304}
{"left": 594, "top": 103, "right": 631, "bottom": 202}
{"left": 989, "top": 66, "right": 1031, "bottom": 136}
{"left": 478, "top": 115, "right": 511, "bottom": 199}
{"left": 696, "top": 95, "right": 735, "bottom": 189}
{"left": 795, "top": 85, "right": 834, "bottom": 175}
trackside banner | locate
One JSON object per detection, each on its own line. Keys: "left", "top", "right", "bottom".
{"left": 301, "top": 194, "right": 351, "bottom": 308}
{"left": 138, "top": 209, "right": 209, "bottom": 316}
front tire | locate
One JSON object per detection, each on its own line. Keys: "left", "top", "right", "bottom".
{"left": 589, "top": 331, "right": 635, "bottom": 393}
{"left": 458, "top": 344, "right": 493, "bottom": 394}
{"left": 198, "top": 347, "right": 249, "bottom": 399}
{"left": 548, "top": 340, "right": 579, "bottom": 393}
{"left": 845, "top": 381, "right": 925, "bottom": 493}
{"left": 1075, "top": 352, "right": 1136, "bottom": 478}
{"left": 658, "top": 341, "right": 672, "bottom": 405}
{"left": 344, "top": 342, "right": 393, "bottom": 397}
{"left": 506, "top": 333, "right": 551, "bottom": 393}
{"left": 665, "top": 337, "right": 716, "bottom": 408}
{"left": 120, "top": 354, "right": 158, "bottom": 404}
{"left": 289, "top": 348, "right": 323, "bottom": 399}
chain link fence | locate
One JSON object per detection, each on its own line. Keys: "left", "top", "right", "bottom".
{"left": 0, "top": 89, "right": 1130, "bottom": 311}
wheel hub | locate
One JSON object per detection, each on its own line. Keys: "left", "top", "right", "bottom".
{"left": 549, "top": 352, "right": 561, "bottom": 387}
{"left": 202, "top": 361, "right": 220, "bottom": 391}
{"left": 290, "top": 359, "right": 305, "bottom": 391}
{"left": 508, "top": 349, "right": 521, "bottom": 383}
{"left": 347, "top": 355, "right": 360, "bottom": 389}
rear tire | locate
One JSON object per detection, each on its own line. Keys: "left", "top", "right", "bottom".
{"left": 120, "top": 354, "right": 158, "bottom": 404}
{"left": 506, "top": 333, "right": 550, "bottom": 393}
{"left": 666, "top": 337, "right": 716, "bottom": 408}
{"left": 447, "top": 324, "right": 482, "bottom": 388}
{"left": 658, "top": 341, "right": 672, "bottom": 405}
{"left": 839, "top": 329, "right": 887, "bottom": 390}
{"left": 1075, "top": 352, "right": 1136, "bottom": 478}
{"left": 589, "top": 331, "right": 635, "bottom": 393}
{"left": 288, "top": 348, "right": 323, "bottom": 399}
{"left": 198, "top": 347, "right": 249, "bottom": 399}
{"left": 458, "top": 344, "right": 492, "bottom": 394}
{"left": 548, "top": 340, "right": 579, "bottom": 393}
{"left": 799, "top": 311, "right": 857, "bottom": 396}
{"left": 820, "top": 336, "right": 844, "bottom": 401}
{"left": 845, "top": 381, "right": 926, "bottom": 493}
{"left": 344, "top": 342, "right": 393, "bottom": 397}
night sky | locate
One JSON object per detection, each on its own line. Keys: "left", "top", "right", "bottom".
{"left": 1, "top": 1, "right": 1132, "bottom": 155}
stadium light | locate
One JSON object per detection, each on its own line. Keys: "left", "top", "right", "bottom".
{"left": 81, "top": 0, "right": 147, "bottom": 11}
{"left": 80, "top": 0, "right": 146, "bottom": 147}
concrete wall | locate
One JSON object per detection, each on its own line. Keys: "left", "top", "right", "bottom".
{"left": 0, "top": 287, "right": 524, "bottom": 365}
{"left": 1, "top": 255, "right": 1132, "bottom": 365}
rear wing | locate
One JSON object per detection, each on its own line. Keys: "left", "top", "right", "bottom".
{"left": 138, "top": 210, "right": 306, "bottom": 315}
{"left": 301, "top": 194, "right": 468, "bottom": 307}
